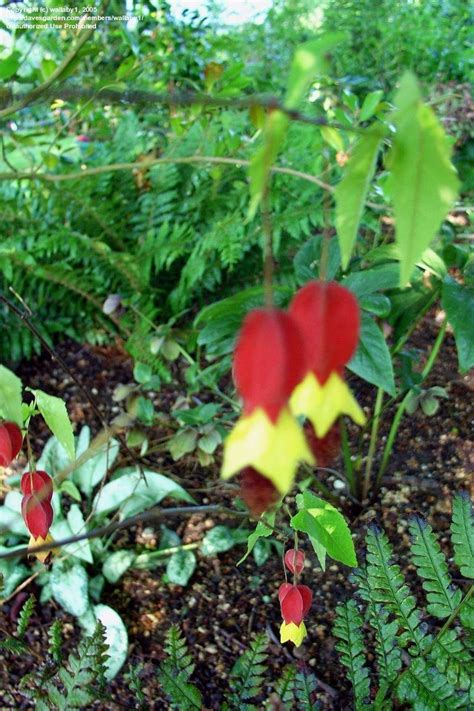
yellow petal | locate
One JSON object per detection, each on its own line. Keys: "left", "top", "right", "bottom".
{"left": 290, "top": 371, "right": 365, "bottom": 438}
{"left": 28, "top": 533, "right": 58, "bottom": 564}
{"left": 280, "top": 621, "right": 307, "bottom": 647}
{"left": 221, "top": 407, "right": 314, "bottom": 495}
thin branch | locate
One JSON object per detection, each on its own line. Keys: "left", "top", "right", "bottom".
{"left": 4, "top": 85, "right": 365, "bottom": 134}
{"left": 0, "top": 504, "right": 247, "bottom": 562}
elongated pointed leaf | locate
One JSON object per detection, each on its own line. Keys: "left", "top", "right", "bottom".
{"left": 0, "top": 366, "right": 23, "bottom": 427}
{"left": 335, "top": 125, "right": 385, "bottom": 268}
{"left": 388, "top": 72, "right": 459, "bottom": 286}
{"left": 441, "top": 277, "right": 474, "bottom": 373}
{"left": 348, "top": 313, "right": 395, "bottom": 395}
{"left": 33, "top": 389, "right": 75, "bottom": 461}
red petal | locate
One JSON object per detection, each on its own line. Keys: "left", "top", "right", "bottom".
{"left": 304, "top": 421, "right": 341, "bottom": 467}
{"left": 0, "top": 426, "right": 13, "bottom": 467}
{"left": 238, "top": 467, "right": 280, "bottom": 516}
{"left": 233, "top": 309, "right": 307, "bottom": 421}
{"left": 290, "top": 281, "right": 360, "bottom": 384}
{"left": 21, "top": 494, "right": 53, "bottom": 539}
{"left": 284, "top": 548, "right": 305, "bottom": 575}
{"left": 3, "top": 422, "right": 23, "bottom": 460}
{"left": 278, "top": 582, "right": 293, "bottom": 603}
{"left": 280, "top": 586, "right": 304, "bottom": 625}
{"left": 297, "top": 585, "right": 313, "bottom": 616}
{"left": 21, "top": 471, "right": 53, "bottom": 502}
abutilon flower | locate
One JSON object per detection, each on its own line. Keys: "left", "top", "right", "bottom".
{"left": 20, "top": 470, "right": 55, "bottom": 564}
{"left": 238, "top": 467, "right": 280, "bottom": 517}
{"left": 0, "top": 422, "right": 23, "bottom": 467}
{"left": 279, "top": 581, "right": 313, "bottom": 647}
{"left": 284, "top": 547, "right": 305, "bottom": 575}
{"left": 222, "top": 309, "right": 314, "bottom": 500}
{"left": 289, "top": 281, "right": 366, "bottom": 438}
{"left": 304, "top": 421, "right": 341, "bottom": 468}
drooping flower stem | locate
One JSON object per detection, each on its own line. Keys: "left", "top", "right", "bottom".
{"left": 261, "top": 181, "right": 274, "bottom": 307}
{"left": 361, "top": 387, "right": 384, "bottom": 500}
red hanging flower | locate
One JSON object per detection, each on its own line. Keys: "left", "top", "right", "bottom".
{"left": 279, "top": 582, "right": 313, "bottom": 646}
{"left": 304, "top": 421, "right": 341, "bottom": 468}
{"left": 289, "top": 281, "right": 366, "bottom": 437}
{"left": 0, "top": 422, "right": 23, "bottom": 467}
{"left": 222, "top": 309, "right": 314, "bottom": 500}
{"left": 238, "top": 467, "right": 280, "bottom": 517}
{"left": 284, "top": 548, "right": 305, "bottom": 575}
{"left": 20, "top": 470, "right": 55, "bottom": 564}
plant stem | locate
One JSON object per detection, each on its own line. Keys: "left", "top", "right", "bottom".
{"left": 261, "top": 182, "right": 274, "bottom": 307}
{"left": 340, "top": 419, "right": 355, "bottom": 495}
{"left": 375, "top": 317, "right": 447, "bottom": 491}
{"left": 361, "top": 387, "right": 384, "bottom": 500}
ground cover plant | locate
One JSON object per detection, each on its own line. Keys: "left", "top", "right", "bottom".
{"left": 0, "top": 1, "right": 472, "bottom": 709}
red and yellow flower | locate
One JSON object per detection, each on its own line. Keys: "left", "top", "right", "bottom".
{"left": 279, "top": 548, "right": 313, "bottom": 646}
{"left": 289, "top": 281, "right": 365, "bottom": 438}
{"left": 222, "top": 309, "right": 314, "bottom": 500}
{"left": 20, "top": 470, "right": 55, "bottom": 564}
{"left": 0, "top": 422, "right": 23, "bottom": 467}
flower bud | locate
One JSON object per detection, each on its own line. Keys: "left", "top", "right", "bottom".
{"left": 284, "top": 548, "right": 305, "bottom": 575}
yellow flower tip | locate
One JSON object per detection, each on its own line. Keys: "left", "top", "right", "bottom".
{"left": 28, "top": 533, "right": 57, "bottom": 565}
{"left": 290, "top": 371, "right": 366, "bottom": 438}
{"left": 280, "top": 621, "right": 307, "bottom": 647}
{"left": 221, "top": 407, "right": 314, "bottom": 495}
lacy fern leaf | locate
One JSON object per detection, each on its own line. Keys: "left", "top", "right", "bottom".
{"left": 294, "top": 667, "right": 320, "bottom": 711}
{"left": 227, "top": 632, "right": 268, "bottom": 710}
{"left": 451, "top": 493, "right": 474, "bottom": 578}
{"left": 334, "top": 599, "right": 370, "bottom": 709}
{"left": 158, "top": 624, "right": 202, "bottom": 711}
{"left": 409, "top": 516, "right": 462, "bottom": 618}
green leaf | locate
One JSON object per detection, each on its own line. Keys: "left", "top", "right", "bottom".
{"left": 321, "top": 126, "right": 344, "bottom": 152}
{"left": 73, "top": 430, "right": 120, "bottom": 497}
{"left": 51, "top": 562, "right": 90, "bottom": 617}
{"left": 441, "top": 277, "right": 474, "bottom": 372}
{"left": 309, "top": 536, "right": 327, "bottom": 571}
{"left": 343, "top": 263, "right": 400, "bottom": 297}
{"left": 0, "top": 365, "right": 23, "bottom": 426}
{"left": 388, "top": 72, "right": 459, "bottom": 286}
{"left": 93, "top": 467, "right": 193, "bottom": 518}
{"left": 201, "top": 525, "right": 238, "bottom": 556}
{"left": 169, "top": 429, "right": 197, "bottom": 460}
{"left": 66, "top": 505, "right": 93, "bottom": 564}
{"left": 0, "top": 52, "right": 20, "bottom": 80}
{"left": 133, "top": 362, "right": 153, "bottom": 384}
{"left": 359, "top": 90, "right": 384, "bottom": 121}
{"left": 451, "top": 493, "right": 474, "bottom": 578}
{"left": 166, "top": 549, "right": 196, "bottom": 586}
{"left": 198, "top": 429, "right": 221, "bottom": 454}
{"left": 335, "top": 125, "right": 385, "bottom": 268}
{"left": 33, "top": 389, "right": 75, "bottom": 461}
{"left": 348, "top": 313, "right": 395, "bottom": 395}
{"left": 237, "top": 513, "right": 275, "bottom": 565}
{"left": 93, "top": 604, "right": 128, "bottom": 680}
{"left": 294, "top": 234, "right": 341, "bottom": 284}
{"left": 103, "top": 550, "right": 135, "bottom": 584}
{"left": 59, "top": 479, "right": 82, "bottom": 502}
{"left": 292, "top": 492, "right": 357, "bottom": 567}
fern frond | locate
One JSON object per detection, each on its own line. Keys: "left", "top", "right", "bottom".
{"left": 366, "top": 526, "right": 429, "bottom": 653}
{"left": 451, "top": 493, "right": 474, "bottom": 578}
{"left": 125, "top": 662, "right": 147, "bottom": 710}
{"left": 47, "top": 620, "right": 62, "bottom": 664}
{"left": 158, "top": 625, "right": 202, "bottom": 711}
{"left": 0, "top": 636, "right": 28, "bottom": 654}
{"left": 294, "top": 667, "right": 320, "bottom": 711}
{"left": 333, "top": 600, "right": 370, "bottom": 710}
{"left": 17, "top": 595, "right": 35, "bottom": 638}
{"left": 409, "top": 516, "right": 462, "bottom": 618}
{"left": 396, "top": 657, "right": 468, "bottom": 710}
{"left": 228, "top": 632, "right": 268, "bottom": 710}
{"left": 432, "top": 628, "right": 474, "bottom": 698}
{"left": 273, "top": 665, "right": 296, "bottom": 708}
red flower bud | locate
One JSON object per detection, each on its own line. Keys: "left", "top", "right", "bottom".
{"left": 304, "top": 421, "right": 341, "bottom": 467}
{"left": 238, "top": 467, "right": 280, "bottom": 516}
{"left": 279, "top": 583, "right": 313, "bottom": 625}
{"left": 284, "top": 548, "right": 305, "bottom": 575}
{"left": 21, "top": 471, "right": 53, "bottom": 503}
{"left": 233, "top": 309, "right": 307, "bottom": 421}
{"left": 289, "top": 281, "right": 360, "bottom": 384}
{"left": 0, "top": 422, "right": 22, "bottom": 467}
{"left": 21, "top": 494, "right": 54, "bottom": 539}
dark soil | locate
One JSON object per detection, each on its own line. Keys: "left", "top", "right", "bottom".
{"left": 0, "top": 313, "right": 472, "bottom": 710}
